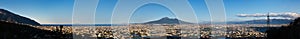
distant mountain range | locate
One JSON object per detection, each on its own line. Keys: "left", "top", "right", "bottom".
{"left": 143, "top": 17, "right": 293, "bottom": 24}
{"left": 227, "top": 19, "right": 293, "bottom": 24}
{"left": 143, "top": 17, "right": 193, "bottom": 24}
{"left": 0, "top": 9, "right": 40, "bottom": 25}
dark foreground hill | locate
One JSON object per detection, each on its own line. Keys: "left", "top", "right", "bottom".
{"left": 0, "top": 21, "right": 73, "bottom": 39}
{"left": 0, "top": 9, "right": 74, "bottom": 39}
{"left": 0, "top": 9, "right": 40, "bottom": 25}
{"left": 267, "top": 17, "right": 300, "bottom": 39}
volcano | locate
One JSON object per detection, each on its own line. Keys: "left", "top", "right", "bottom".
{"left": 143, "top": 17, "right": 193, "bottom": 24}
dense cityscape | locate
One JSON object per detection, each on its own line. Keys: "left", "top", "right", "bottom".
{"left": 33, "top": 24, "right": 284, "bottom": 39}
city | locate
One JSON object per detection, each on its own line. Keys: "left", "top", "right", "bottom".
{"left": 33, "top": 24, "right": 284, "bottom": 39}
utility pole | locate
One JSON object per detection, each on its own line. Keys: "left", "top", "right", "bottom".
{"left": 267, "top": 12, "right": 270, "bottom": 27}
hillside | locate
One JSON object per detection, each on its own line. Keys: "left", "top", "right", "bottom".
{"left": 0, "top": 9, "right": 40, "bottom": 25}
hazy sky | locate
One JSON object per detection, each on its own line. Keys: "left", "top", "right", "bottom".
{"left": 0, "top": 0, "right": 300, "bottom": 24}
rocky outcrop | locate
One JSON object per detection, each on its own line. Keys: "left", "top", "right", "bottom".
{"left": 0, "top": 9, "right": 40, "bottom": 25}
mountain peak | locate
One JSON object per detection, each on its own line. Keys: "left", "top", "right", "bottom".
{"left": 161, "top": 17, "right": 173, "bottom": 20}
{"left": 162, "top": 17, "right": 170, "bottom": 19}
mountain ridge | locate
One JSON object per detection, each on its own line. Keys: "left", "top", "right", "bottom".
{"left": 227, "top": 19, "right": 292, "bottom": 24}
{"left": 0, "top": 9, "right": 40, "bottom": 25}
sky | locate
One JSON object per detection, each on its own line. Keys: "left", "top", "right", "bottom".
{"left": 0, "top": 0, "right": 300, "bottom": 24}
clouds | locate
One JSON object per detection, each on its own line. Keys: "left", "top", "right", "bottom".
{"left": 237, "top": 12, "right": 300, "bottom": 19}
